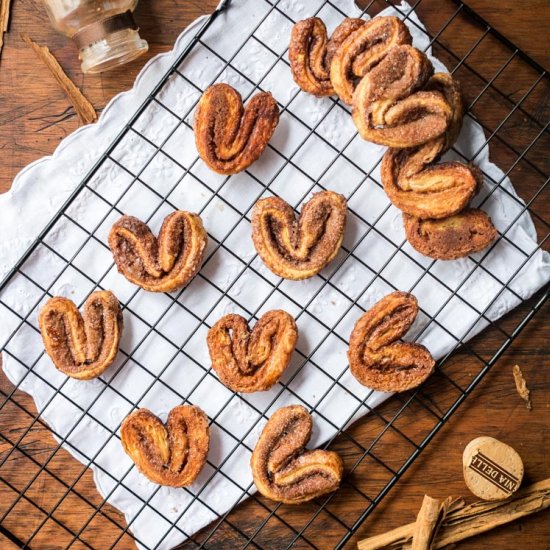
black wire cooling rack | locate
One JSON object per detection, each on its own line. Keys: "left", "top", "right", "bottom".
{"left": 0, "top": 0, "right": 548, "bottom": 548}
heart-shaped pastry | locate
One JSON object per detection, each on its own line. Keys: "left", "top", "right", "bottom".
{"left": 382, "top": 144, "right": 480, "bottom": 219}
{"left": 331, "top": 16, "right": 412, "bottom": 105}
{"left": 289, "top": 17, "right": 365, "bottom": 96}
{"left": 207, "top": 310, "right": 298, "bottom": 393}
{"left": 108, "top": 211, "right": 207, "bottom": 293}
{"left": 250, "top": 405, "right": 343, "bottom": 504}
{"left": 351, "top": 45, "right": 456, "bottom": 148}
{"left": 326, "top": 15, "right": 460, "bottom": 148}
{"left": 348, "top": 291, "right": 435, "bottom": 392}
{"left": 381, "top": 73, "right": 480, "bottom": 219}
{"left": 194, "top": 83, "right": 280, "bottom": 175}
{"left": 404, "top": 208, "right": 497, "bottom": 260}
{"left": 120, "top": 405, "right": 209, "bottom": 487}
{"left": 251, "top": 190, "right": 347, "bottom": 280}
{"left": 39, "top": 290, "right": 123, "bottom": 380}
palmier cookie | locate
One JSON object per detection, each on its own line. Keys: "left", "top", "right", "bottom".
{"left": 121, "top": 405, "right": 209, "bottom": 487}
{"left": 252, "top": 191, "right": 347, "bottom": 280}
{"left": 109, "top": 211, "right": 207, "bottom": 293}
{"left": 340, "top": 17, "right": 456, "bottom": 148}
{"left": 207, "top": 310, "right": 297, "bottom": 392}
{"left": 332, "top": 16, "right": 455, "bottom": 148}
{"left": 194, "top": 83, "right": 280, "bottom": 175}
{"left": 404, "top": 209, "right": 497, "bottom": 260}
{"left": 251, "top": 405, "right": 343, "bottom": 503}
{"left": 348, "top": 291, "right": 435, "bottom": 392}
{"left": 382, "top": 145, "right": 481, "bottom": 219}
{"left": 381, "top": 73, "right": 480, "bottom": 220}
{"left": 289, "top": 17, "right": 365, "bottom": 96}
{"left": 331, "top": 16, "right": 412, "bottom": 104}
{"left": 39, "top": 290, "right": 122, "bottom": 380}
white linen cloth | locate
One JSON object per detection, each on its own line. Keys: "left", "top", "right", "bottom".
{"left": 1, "top": 1, "right": 548, "bottom": 548}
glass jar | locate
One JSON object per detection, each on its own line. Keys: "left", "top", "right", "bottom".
{"left": 43, "top": 0, "right": 148, "bottom": 74}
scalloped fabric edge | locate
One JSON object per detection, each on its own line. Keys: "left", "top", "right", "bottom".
{"left": 0, "top": 11, "right": 210, "bottom": 281}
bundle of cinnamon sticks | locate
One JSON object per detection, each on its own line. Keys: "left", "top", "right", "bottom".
{"left": 358, "top": 478, "right": 550, "bottom": 550}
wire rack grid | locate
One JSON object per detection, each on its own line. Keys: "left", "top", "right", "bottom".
{"left": 0, "top": 0, "right": 548, "bottom": 548}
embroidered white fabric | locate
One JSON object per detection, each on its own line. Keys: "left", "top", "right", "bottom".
{"left": 0, "top": 1, "right": 548, "bottom": 548}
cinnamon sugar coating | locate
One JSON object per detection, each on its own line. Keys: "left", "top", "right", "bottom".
{"left": 250, "top": 405, "right": 344, "bottom": 504}
{"left": 351, "top": 45, "right": 453, "bottom": 147}
{"left": 381, "top": 73, "right": 480, "bottom": 219}
{"left": 348, "top": 291, "right": 435, "bottom": 392}
{"left": 291, "top": 15, "right": 468, "bottom": 151}
{"left": 194, "top": 83, "right": 279, "bottom": 175}
{"left": 330, "top": 15, "right": 456, "bottom": 148}
{"left": 382, "top": 144, "right": 481, "bottom": 219}
{"left": 331, "top": 16, "right": 412, "bottom": 105}
{"left": 207, "top": 310, "right": 298, "bottom": 393}
{"left": 108, "top": 211, "right": 207, "bottom": 293}
{"left": 251, "top": 191, "right": 347, "bottom": 280}
{"left": 39, "top": 290, "right": 123, "bottom": 380}
{"left": 289, "top": 17, "right": 365, "bottom": 96}
{"left": 404, "top": 208, "right": 497, "bottom": 260}
{"left": 121, "top": 406, "right": 209, "bottom": 487}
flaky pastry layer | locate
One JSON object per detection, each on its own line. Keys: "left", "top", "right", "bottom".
{"left": 404, "top": 208, "right": 497, "bottom": 260}
{"left": 348, "top": 291, "right": 435, "bottom": 392}
{"left": 251, "top": 190, "right": 347, "bottom": 280}
{"left": 381, "top": 74, "right": 480, "bottom": 220}
{"left": 194, "top": 83, "right": 279, "bottom": 175}
{"left": 109, "top": 211, "right": 207, "bottom": 292}
{"left": 289, "top": 17, "right": 365, "bottom": 96}
{"left": 39, "top": 290, "right": 123, "bottom": 380}
{"left": 121, "top": 405, "right": 209, "bottom": 487}
{"left": 207, "top": 310, "right": 298, "bottom": 392}
{"left": 250, "top": 405, "right": 343, "bottom": 504}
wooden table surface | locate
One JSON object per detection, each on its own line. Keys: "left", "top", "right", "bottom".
{"left": 0, "top": 0, "right": 549, "bottom": 549}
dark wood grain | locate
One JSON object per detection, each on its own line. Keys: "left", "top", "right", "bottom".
{"left": 0, "top": 1, "right": 549, "bottom": 549}
{"left": 460, "top": 0, "right": 550, "bottom": 72}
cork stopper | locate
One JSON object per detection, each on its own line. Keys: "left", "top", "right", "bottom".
{"left": 463, "top": 436, "right": 524, "bottom": 501}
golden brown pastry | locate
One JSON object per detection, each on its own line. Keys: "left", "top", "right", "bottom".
{"left": 404, "top": 208, "right": 497, "bottom": 260}
{"left": 251, "top": 191, "right": 347, "bottom": 280}
{"left": 109, "top": 211, "right": 207, "bottom": 293}
{"left": 39, "top": 290, "right": 123, "bottom": 380}
{"left": 194, "top": 83, "right": 280, "bottom": 175}
{"left": 207, "top": 310, "right": 298, "bottom": 392}
{"left": 382, "top": 144, "right": 481, "bottom": 219}
{"left": 121, "top": 405, "right": 209, "bottom": 487}
{"left": 310, "top": 15, "right": 456, "bottom": 148}
{"left": 381, "top": 73, "right": 480, "bottom": 219}
{"left": 291, "top": 15, "right": 466, "bottom": 150}
{"left": 250, "top": 405, "right": 343, "bottom": 503}
{"left": 428, "top": 72, "right": 465, "bottom": 149}
{"left": 348, "top": 291, "right": 435, "bottom": 392}
{"left": 289, "top": 17, "right": 365, "bottom": 96}
{"left": 351, "top": 45, "right": 456, "bottom": 148}
{"left": 331, "top": 16, "right": 412, "bottom": 105}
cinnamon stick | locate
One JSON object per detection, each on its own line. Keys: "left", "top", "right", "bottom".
{"left": 411, "top": 495, "right": 453, "bottom": 550}
{"left": 512, "top": 364, "right": 532, "bottom": 410}
{"left": 0, "top": 0, "right": 12, "bottom": 59}
{"left": 22, "top": 34, "right": 97, "bottom": 125}
{"left": 358, "top": 478, "right": 550, "bottom": 550}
